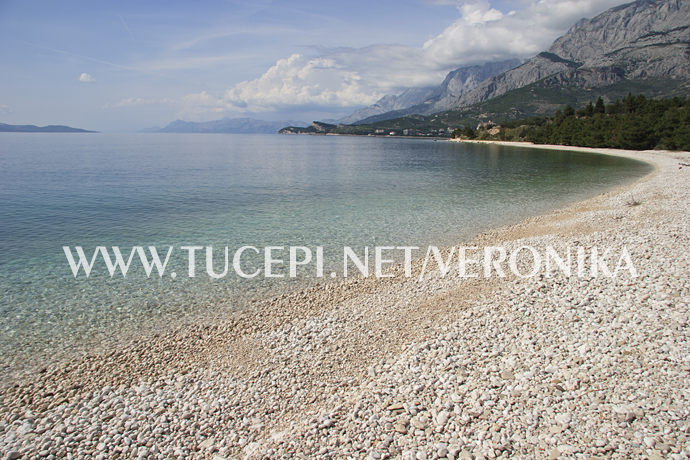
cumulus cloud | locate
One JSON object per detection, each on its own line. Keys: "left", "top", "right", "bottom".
{"left": 78, "top": 72, "right": 95, "bottom": 83}
{"left": 186, "top": 0, "right": 624, "bottom": 113}
{"left": 224, "top": 54, "right": 388, "bottom": 110}
{"left": 422, "top": 0, "right": 624, "bottom": 67}
{"left": 177, "top": 91, "right": 228, "bottom": 119}
{"left": 180, "top": 50, "right": 447, "bottom": 115}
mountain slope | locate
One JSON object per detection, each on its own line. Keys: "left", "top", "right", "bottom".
{"left": 154, "top": 117, "right": 306, "bottom": 134}
{"left": 279, "top": 76, "right": 688, "bottom": 137}
{"left": 423, "top": 59, "right": 524, "bottom": 114}
{"left": 341, "top": 59, "right": 521, "bottom": 124}
{"left": 452, "top": 0, "right": 689, "bottom": 108}
{"left": 338, "top": 87, "right": 439, "bottom": 124}
{"left": 281, "top": 0, "right": 689, "bottom": 136}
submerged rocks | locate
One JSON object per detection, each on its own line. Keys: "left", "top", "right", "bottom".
{"left": 1, "top": 149, "right": 689, "bottom": 458}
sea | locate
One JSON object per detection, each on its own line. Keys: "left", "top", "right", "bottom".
{"left": 0, "top": 133, "right": 652, "bottom": 373}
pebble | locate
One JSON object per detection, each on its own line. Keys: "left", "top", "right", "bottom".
{"left": 1, "top": 149, "right": 688, "bottom": 459}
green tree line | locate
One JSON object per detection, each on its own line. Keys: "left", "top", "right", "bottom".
{"left": 455, "top": 94, "right": 690, "bottom": 151}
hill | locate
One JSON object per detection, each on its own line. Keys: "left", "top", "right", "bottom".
{"left": 288, "top": 0, "right": 689, "bottom": 136}
{"left": 340, "top": 59, "right": 522, "bottom": 124}
{"left": 449, "top": 0, "right": 689, "bottom": 109}
{"left": 456, "top": 94, "right": 690, "bottom": 151}
{"left": 0, "top": 123, "right": 96, "bottom": 133}
{"left": 153, "top": 117, "right": 306, "bottom": 134}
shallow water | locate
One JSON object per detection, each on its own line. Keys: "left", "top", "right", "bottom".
{"left": 0, "top": 133, "right": 652, "bottom": 370}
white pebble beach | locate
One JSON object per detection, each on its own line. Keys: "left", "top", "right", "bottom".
{"left": 1, "top": 143, "right": 688, "bottom": 459}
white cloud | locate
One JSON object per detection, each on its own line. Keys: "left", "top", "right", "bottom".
{"left": 184, "top": 0, "right": 624, "bottom": 114}
{"left": 105, "top": 97, "right": 175, "bottom": 109}
{"left": 176, "top": 49, "right": 448, "bottom": 115}
{"left": 178, "top": 91, "right": 228, "bottom": 119}
{"left": 78, "top": 72, "right": 95, "bottom": 83}
{"left": 422, "top": 0, "right": 624, "bottom": 67}
{"left": 223, "top": 54, "right": 385, "bottom": 110}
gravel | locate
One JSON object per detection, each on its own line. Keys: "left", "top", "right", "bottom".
{"left": 1, "top": 147, "right": 688, "bottom": 459}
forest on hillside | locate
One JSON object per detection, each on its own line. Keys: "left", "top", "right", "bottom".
{"left": 455, "top": 95, "right": 690, "bottom": 151}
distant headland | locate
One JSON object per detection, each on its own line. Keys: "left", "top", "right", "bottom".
{"left": 0, "top": 123, "right": 97, "bottom": 133}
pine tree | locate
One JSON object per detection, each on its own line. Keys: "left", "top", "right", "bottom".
{"left": 525, "top": 95, "right": 688, "bottom": 151}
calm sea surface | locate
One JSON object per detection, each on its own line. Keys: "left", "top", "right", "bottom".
{"left": 0, "top": 133, "right": 652, "bottom": 372}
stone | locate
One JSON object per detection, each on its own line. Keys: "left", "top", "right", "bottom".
{"left": 394, "top": 422, "right": 408, "bottom": 434}
{"left": 199, "top": 438, "right": 214, "bottom": 450}
{"left": 387, "top": 403, "right": 405, "bottom": 412}
{"left": 436, "top": 411, "right": 450, "bottom": 428}
{"left": 555, "top": 413, "right": 572, "bottom": 425}
{"left": 411, "top": 417, "right": 428, "bottom": 430}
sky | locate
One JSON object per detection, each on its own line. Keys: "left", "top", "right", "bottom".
{"left": 0, "top": 0, "right": 627, "bottom": 132}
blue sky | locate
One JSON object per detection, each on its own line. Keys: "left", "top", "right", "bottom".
{"left": 0, "top": 0, "right": 625, "bottom": 131}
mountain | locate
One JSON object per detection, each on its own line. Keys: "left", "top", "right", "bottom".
{"left": 336, "top": 77, "right": 687, "bottom": 135}
{"left": 153, "top": 117, "right": 307, "bottom": 134}
{"left": 281, "top": 0, "right": 689, "bottom": 137}
{"left": 340, "top": 59, "right": 522, "bottom": 124}
{"left": 422, "top": 59, "right": 525, "bottom": 114}
{"left": 0, "top": 123, "right": 96, "bottom": 133}
{"left": 338, "top": 86, "right": 439, "bottom": 125}
{"left": 280, "top": 121, "right": 338, "bottom": 135}
{"left": 343, "top": 0, "right": 689, "bottom": 127}
{"left": 449, "top": 0, "right": 689, "bottom": 109}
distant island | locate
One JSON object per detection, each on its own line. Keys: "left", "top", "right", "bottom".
{"left": 0, "top": 123, "right": 96, "bottom": 133}
{"left": 150, "top": 117, "right": 306, "bottom": 134}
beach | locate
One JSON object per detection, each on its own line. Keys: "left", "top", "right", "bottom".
{"left": 1, "top": 144, "right": 688, "bottom": 459}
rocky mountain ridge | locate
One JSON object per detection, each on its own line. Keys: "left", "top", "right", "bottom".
{"left": 346, "top": 0, "right": 689, "bottom": 124}
{"left": 445, "top": 0, "right": 689, "bottom": 109}
{"left": 342, "top": 59, "right": 521, "bottom": 124}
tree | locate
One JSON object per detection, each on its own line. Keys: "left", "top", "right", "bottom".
{"left": 617, "top": 118, "right": 657, "bottom": 150}
{"left": 607, "top": 100, "right": 622, "bottom": 115}
{"left": 526, "top": 95, "right": 688, "bottom": 151}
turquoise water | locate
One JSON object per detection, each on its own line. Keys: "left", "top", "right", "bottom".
{"left": 0, "top": 133, "right": 651, "bottom": 371}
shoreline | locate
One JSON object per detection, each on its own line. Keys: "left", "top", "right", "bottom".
{"left": 1, "top": 146, "right": 688, "bottom": 458}
{"left": 449, "top": 138, "right": 662, "bottom": 167}
{"left": 0, "top": 139, "right": 651, "bottom": 381}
